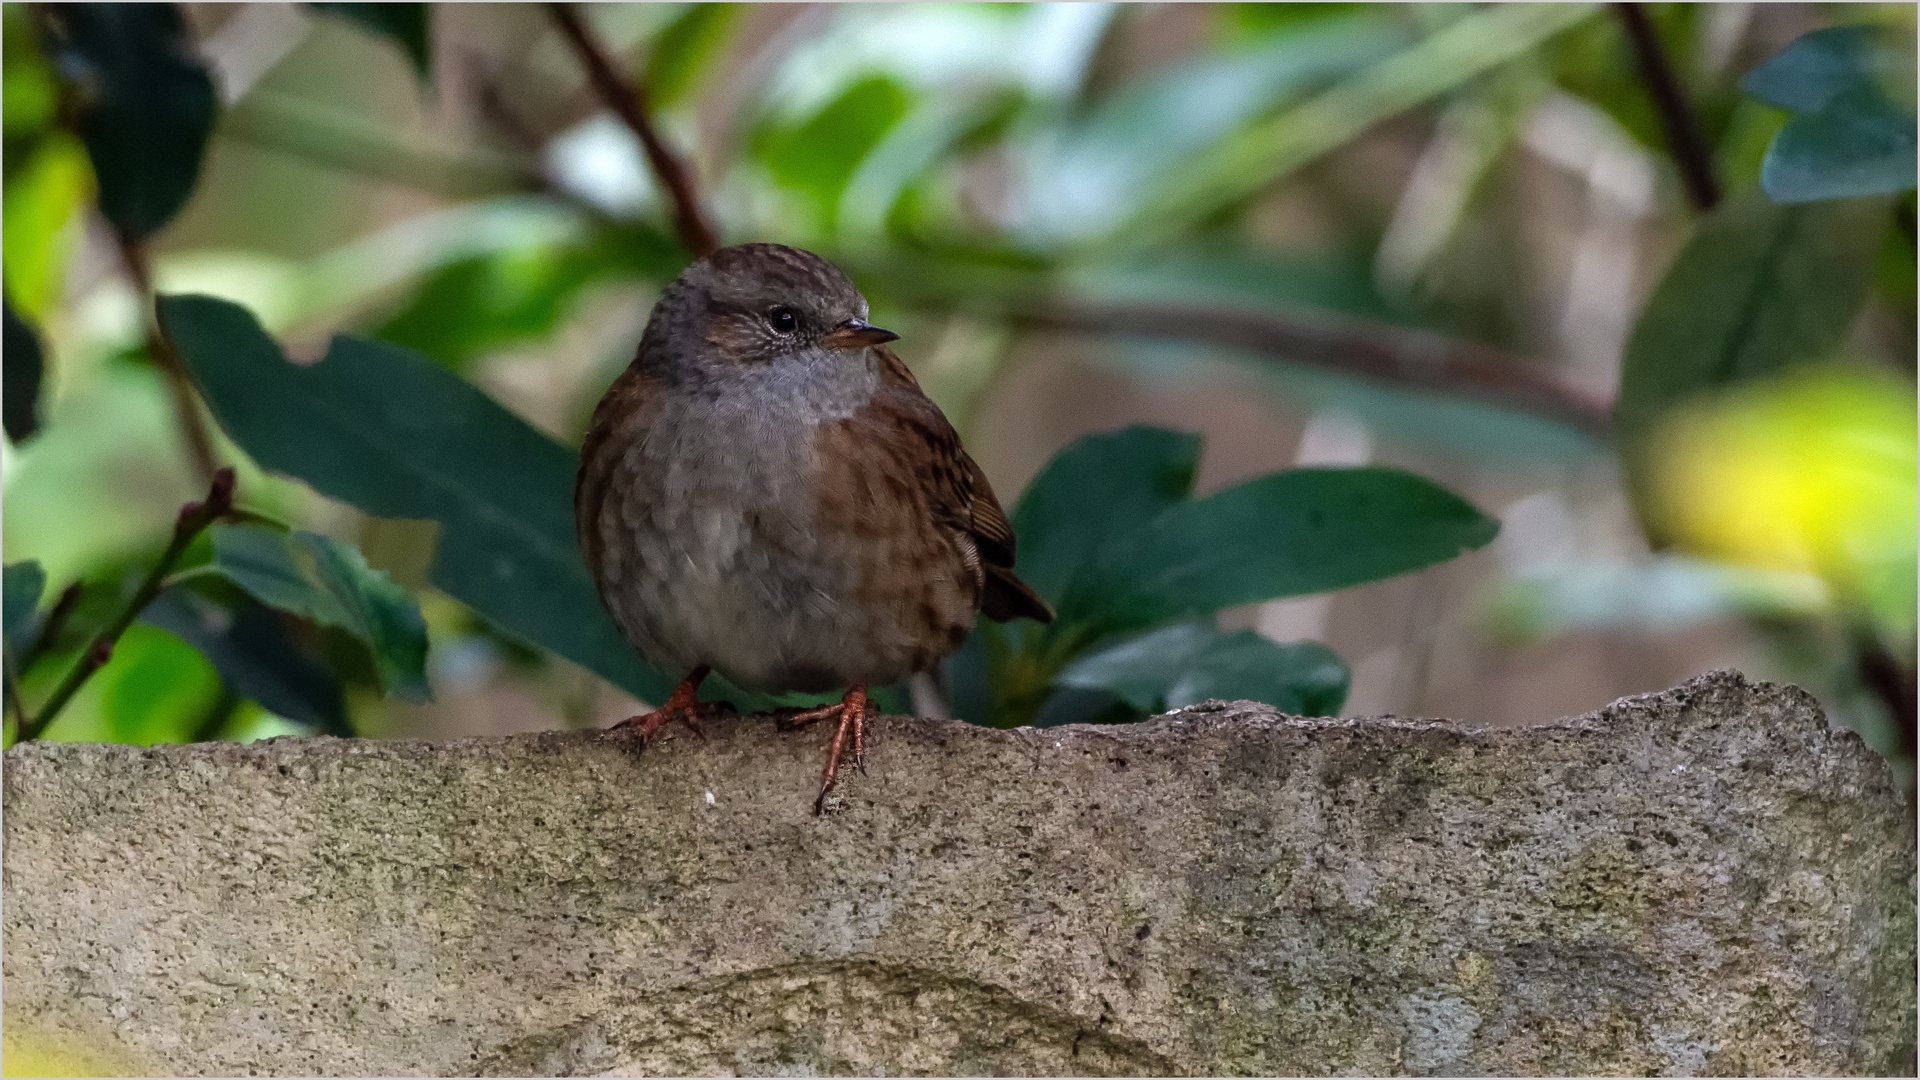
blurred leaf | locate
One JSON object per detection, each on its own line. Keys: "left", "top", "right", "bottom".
{"left": 142, "top": 586, "right": 351, "bottom": 736}
{"left": 1064, "top": 466, "right": 1501, "bottom": 633}
{"left": 4, "top": 561, "right": 46, "bottom": 655}
{"left": 646, "top": 3, "right": 739, "bottom": 109}
{"left": 1021, "top": 12, "right": 1406, "bottom": 242}
{"left": 758, "top": 75, "right": 913, "bottom": 229}
{"left": 1649, "top": 365, "right": 1916, "bottom": 639}
{"left": 75, "top": 622, "right": 222, "bottom": 745}
{"left": 371, "top": 226, "right": 680, "bottom": 368}
{"left": 159, "top": 294, "right": 679, "bottom": 705}
{"left": 309, "top": 3, "right": 432, "bottom": 83}
{"left": 1742, "top": 25, "right": 1910, "bottom": 114}
{"left": 4, "top": 300, "right": 45, "bottom": 442}
{"left": 1484, "top": 555, "right": 1830, "bottom": 645}
{"left": 2, "top": 134, "right": 91, "bottom": 320}
{"left": 2, "top": 5, "right": 58, "bottom": 144}
{"left": 1128, "top": 2, "right": 1596, "bottom": 246}
{"left": 1615, "top": 193, "right": 1890, "bottom": 540}
{"left": 1010, "top": 426, "right": 1200, "bottom": 604}
{"left": 205, "top": 523, "right": 430, "bottom": 703}
{"left": 43, "top": 3, "right": 217, "bottom": 240}
{"left": 1759, "top": 85, "right": 1916, "bottom": 202}
{"left": 1217, "top": 3, "right": 1375, "bottom": 43}
{"left": 1059, "top": 621, "right": 1349, "bottom": 715}
{"left": 1743, "top": 25, "right": 1917, "bottom": 203}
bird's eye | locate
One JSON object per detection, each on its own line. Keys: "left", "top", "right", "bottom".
{"left": 767, "top": 306, "right": 798, "bottom": 334}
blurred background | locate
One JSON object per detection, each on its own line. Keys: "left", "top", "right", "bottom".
{"left": 3, "top": 4, "right": 1913, "bottom": 778}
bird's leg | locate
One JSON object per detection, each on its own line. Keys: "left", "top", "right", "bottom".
{"left": 782, "top": 684, "right": 869, "bottom": 814}
{"left": 611, "top": 665, "right": 729, "bottom": 740}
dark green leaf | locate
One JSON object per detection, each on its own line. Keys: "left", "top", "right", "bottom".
{"left": 4, "top": 560, "right": 46, "bottom": 654}
{"left": 158, "top": 294, "right": 679, "bottom": 705}
{"left": 1064, "top": 467, "right": 1499, "bottom": 632}
{"left": 309, "top": 3, "right": 431, "bottom": 83}
{"left": 142, "top": 587, "right": 351, "bottom": 736}
{"left": 1058, "top": 621, "right": 1349, "bottom": 716}
{"left": 1741, "top": 25, "right": 1907, "bottom": 114}
{"left": 43, "top": 4, "right": 217, "bottom": 240}
{"left": 206, "top": 523, "right": 431, "bottom": 702}
{"left": 1010, "top": 426, "right": 1200, "bottom": 604}
{"left": 1615, "top": 193, "right": 1890, "bottom": 538}
{"left": 646, "top": 4, "right": 739, "bottom": 109}
{"left": 1761, "top": 84, "right": 1916, "bottom": 202}
{"left": 3, "top": 300, "right": 44, "bottom": 442}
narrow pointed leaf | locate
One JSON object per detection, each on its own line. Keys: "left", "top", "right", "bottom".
{"left": 1063, "top": 466, "right": 1498, "bottom": 631}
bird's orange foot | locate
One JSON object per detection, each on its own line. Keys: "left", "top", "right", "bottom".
{"left": 780, "top": 684, "right": 870, "bottom": 813}
{"left": 610, "top": 666, "right": 730, "bottom": 742}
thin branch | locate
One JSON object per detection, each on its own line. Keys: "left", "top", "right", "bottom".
{"left": 1015, "top": 298, "right": 1615, "bottom": 438}
{"left": 113, "top": 231, "right": 220, "bottom": 484}
{"left": 12, "top": 468, "right": 236, "bottom": 743}
{"left": 1613, "top": 3, "right": 1721, "bottom": 212}
{"left": 546, "top": 2, "right": 718, "bottom": 256}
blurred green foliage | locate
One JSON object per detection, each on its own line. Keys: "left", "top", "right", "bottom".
{"left": 2, "top": 3, "right": 1913, "bottom": 764}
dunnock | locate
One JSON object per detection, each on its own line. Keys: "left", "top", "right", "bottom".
{"left": 576, "top": 243, "right": 1053, "bottom": 811}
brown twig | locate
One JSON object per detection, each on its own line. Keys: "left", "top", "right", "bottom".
{"left": 113, "top": 231, "right": 220, "bottom": 483}
{"left": 546, "top": 2, "right": 718, "bottom": 256}
{"left": 1017, "top": 299, "right": 1616, "bottom": 438}
{"left": 1612, "top": 3, "right": 1721, "bottom": 212}
{"left": 11, "top": 468, "right": 236, "bottom": 743}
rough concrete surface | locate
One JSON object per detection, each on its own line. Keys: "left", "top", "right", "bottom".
{"left": 2, "top": 670, "right": 1913, "bottom": 1076}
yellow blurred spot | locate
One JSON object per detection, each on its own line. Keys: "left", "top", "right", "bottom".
{"left": 1652, "top": 365, "right": 1917, "bottom": 633}
{"left": 0, "top": 1028, "right": 141, "bottom": 1078}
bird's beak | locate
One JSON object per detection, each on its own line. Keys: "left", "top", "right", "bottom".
{"left": 821, "top": 318, "right": 900, "bottom": 350}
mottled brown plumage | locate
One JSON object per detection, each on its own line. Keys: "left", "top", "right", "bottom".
{"left": 575, "top": 243, "right": 1051, "bottom": 810}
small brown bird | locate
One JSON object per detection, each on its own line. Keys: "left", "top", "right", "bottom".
{"left": 575, "top": 243, "right": 1053, "bottom": 810}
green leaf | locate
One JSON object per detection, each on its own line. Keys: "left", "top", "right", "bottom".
{"left": 1010, "top": 426, "right": 1200, "bottom": 604}
{"left": 44, "top": 4, "right": 217, "bottom": 240}
{"left": 93, "top": 623, "right": 223, "bottom": 745}
{"left": 158, "top": 294, "right": 678, "bottom": 705}
{"left": 4, "top": 560, "right": 47, "bottom": 654}
{"left": 4, "top": 300, "right": 45, "bottom": 443}
{"left": 1058, "top": 622, "right": 1349, "bottom": 716}
{"left": 142, "top": 587, "right": 351, "bottom": 736}
{"left": 207, "top": 523, "right": 431, "bottom": 703}
{"left": 757, "top": 75, "right": 913, "bottom": 229}
{"left": 371, "top": 226, "right": 681, "bottom": 369}
{"left": 309, "top": 3, "right": 432, "bottom": 83}
{"left": 1064, "top": 466, "right": 1500, "bottom": 633}
{"left": 1022, "top": 12, "right": 1405, "bottom": 241}
{"left": 1615, "top": 193, "right": 1890, "bottom": 539}
{"left": 1126, "top": 2, "right": 1595, "bottom": 247}
{"left": 1741, "top": 26, "right": 1909, "bottom": 114}
{"left": 1760, "top": 84, "right": 1916, "bottom": 202}
{"left": 646, "top": 4, "right": 739, "bottom": 109}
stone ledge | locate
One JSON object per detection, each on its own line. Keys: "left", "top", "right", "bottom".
{"left": 3, "top": 670, "right": 1913, "bottom": 1076}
